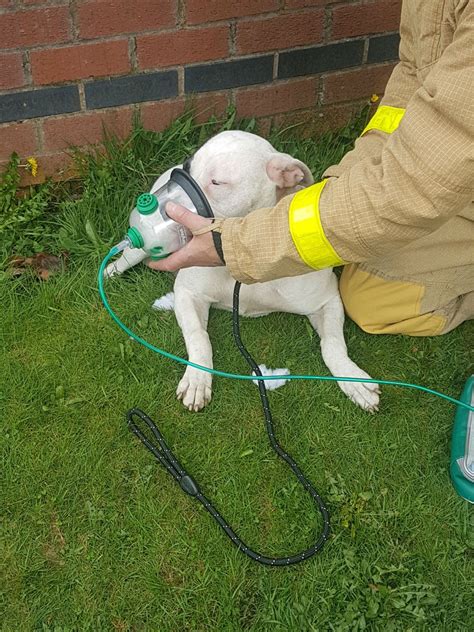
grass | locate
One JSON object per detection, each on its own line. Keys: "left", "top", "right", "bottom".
{"left": 1, "top": 109, "right": 473, "bottom": 631}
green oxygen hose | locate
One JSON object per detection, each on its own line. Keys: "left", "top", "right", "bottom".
{"left": 98, "top": 247, "right": 474, "bottom": 413}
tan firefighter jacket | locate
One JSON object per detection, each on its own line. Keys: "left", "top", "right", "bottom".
{"left": 218, "top": 0, "right": 474, "bottom": 284}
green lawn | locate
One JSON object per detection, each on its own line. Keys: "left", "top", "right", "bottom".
{"left": 2, "top": 112, "right": 473, "bottom": 631}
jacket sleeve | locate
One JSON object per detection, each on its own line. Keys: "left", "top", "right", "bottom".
{"left": 324, "top": 0, "right": 419, "bottom": 179}
{"left": 221, "top": 1, "right": 473, "bottom": 283}
{"left": 320, "top": 0, "right": 474, "bottom": 262}
{"left": 219, "top": 194, "right": 312, "bottom": 284}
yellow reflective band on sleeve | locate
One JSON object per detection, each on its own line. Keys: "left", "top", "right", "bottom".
{"left": 361, "top": 105, "right": 406, "bottom": 136}
{"left": 289, "top": 179, "right": 346, "bottom": 269}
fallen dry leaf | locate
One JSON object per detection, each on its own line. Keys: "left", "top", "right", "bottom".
{"left": 8, "top": 252, "right": 67, "bottom": 280}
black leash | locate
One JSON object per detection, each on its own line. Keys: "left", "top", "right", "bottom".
{"left": 126, "top": 281, "right": 330, "bottom": 565}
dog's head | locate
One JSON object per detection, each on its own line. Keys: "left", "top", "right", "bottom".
{"left": 187, "top": 131, "right": 314, "bottom": 219}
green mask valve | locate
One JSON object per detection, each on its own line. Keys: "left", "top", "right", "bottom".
{"left": 137, "top": 193, "right": 158, "bottom": 215}
{"left": 149, "top": 246, "right": 168, "bottom": 261}
{"left": 126, "top": 226, "right": 144, "bottom": 249}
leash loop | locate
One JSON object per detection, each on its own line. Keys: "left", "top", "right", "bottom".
{"left": 126, "top": 283, "right": 330, "bottom": 566}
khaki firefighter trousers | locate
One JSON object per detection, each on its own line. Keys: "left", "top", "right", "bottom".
{"left": 340, "top": 203, "right": 474, "bottom": 336}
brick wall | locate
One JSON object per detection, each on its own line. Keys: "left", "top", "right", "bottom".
{"left": 0, "top": 0, "right": 401, "bottom": 183}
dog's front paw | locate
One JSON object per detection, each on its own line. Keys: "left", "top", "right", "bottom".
{"left": 177, "top": 367, "right": 212, "bottom": 411}
{"left": 337, "top": 366, "right": 380, "bottom": 413}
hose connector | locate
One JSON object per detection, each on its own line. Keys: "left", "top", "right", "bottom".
{"left": 112, "top": 237, "right": 132, "bottom": 255}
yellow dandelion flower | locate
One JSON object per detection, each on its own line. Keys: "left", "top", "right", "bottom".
{"left": 27, "top": 157, "right": 38, "bottom": 177}
{"left": 370, "top": 94, "right": 380, "bottom": 103}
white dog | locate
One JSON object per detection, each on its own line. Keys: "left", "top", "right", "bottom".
{"left": 106, "top": 131, "right": 380, "bottom": 412}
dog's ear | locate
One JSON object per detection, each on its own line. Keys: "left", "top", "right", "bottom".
{"left": 266, "top": 153, "right": 314, "bottom": 190}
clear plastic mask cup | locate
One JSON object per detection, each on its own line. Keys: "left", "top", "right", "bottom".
{"left": 127, "top": 171, "right": 210, "bottom": 260}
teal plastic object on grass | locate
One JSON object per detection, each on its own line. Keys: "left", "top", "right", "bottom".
{"left": 450, "top": 375, "right": 474, "bottom": 503}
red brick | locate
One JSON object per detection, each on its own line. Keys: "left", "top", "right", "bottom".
{"left": 316, "top": 103, "right": 363, "bottom": 132}
{"left": 22, "top": 0, "right": 68, "bottom": 4}
{"left": 42, "top": 108, "right": 133, "bottom": 152}
{"left": 77, "top": 0, "right": 176, "bottom": 39}
{"left": 0, "top": 52, "right": 25, "bottom": 90}
{"left": 273, "top": 102, "right": 360, "bottom": 136}
{"left": 235, "top": 78, "right": 318, "bottom": 118}
{"left": 271, "top": 109, "right": 316, "bottom": 137}
{"left": 140, "top": 93, "right": 229, "bottom": 131}
{"left": 285, "top": 0, "right": 329, "bottom": 8}
{"left": 236, "top": 11, "right": 323, "bottom": 55}
{"left": 254, "top": 117, "right": 272, "bottom": 137}
{"left": 0, "top": 121, "right": 38, "bottom": 161}
{"left": 0, "top": 7, "right": 70, "bottom": 49}
{"left": 19, "top": 152, "right": 77, "bottom": 185}
{"left": 238, "top": 115, "right": 274, "bottom": 138}
{"left": 186, "top": 0, "right": 278, "bottom": 25}
{"left": 0, "top": 153, "right": 75, "bottom": 186}
{"left": 137, "top": 26, "right": 229, "bottom": 69}
{"left": 331, "top": 0, "right": 401, "bottom": 40}
{"left": 140, "top": 99, "right": 186, "bottom": 132}
{"left": 31, "top": 40, "right": 130, "bottom": 86}
{"left": 189, "top": 92, "right": 230, "bottom": 123}
{"left": 322, "top": 63, "right": 395, "bottom": 103}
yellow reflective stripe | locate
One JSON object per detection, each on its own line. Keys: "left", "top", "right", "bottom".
{"left": 288, "top": 106, "right": 406, "bottom": 270}
{"left": 361, "top": 105, "right": 405, "bottom": 136}
{"left": 289, "top": 179, "right": 346, "bottom": 269}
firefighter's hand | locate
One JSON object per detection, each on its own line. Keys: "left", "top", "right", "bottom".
{"left": 147, "top": 202, "right": 224, "bottom": 271}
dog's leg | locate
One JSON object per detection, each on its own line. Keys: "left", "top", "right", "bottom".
{"left": 307, "top": 294, "right": 380, "bottom": 412}
{"left": 174, "top": 289, "right": 213, "bottom": 411}
{"left": 104, "top": 246, "right": 147, "bottom": 278}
